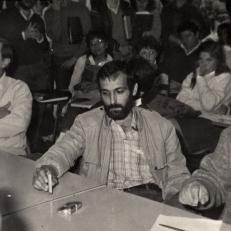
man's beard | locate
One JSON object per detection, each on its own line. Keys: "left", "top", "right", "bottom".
{"left": 103, "top": 98, "right": 134, "bottom": 120}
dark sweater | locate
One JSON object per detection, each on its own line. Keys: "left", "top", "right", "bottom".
{"left": 159, "top": 44, "right": 199, "bottom": 83}
{"left": 0, "top": 7, "right": 49, "bottom": 67}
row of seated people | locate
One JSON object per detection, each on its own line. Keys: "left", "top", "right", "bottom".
{"left": 0, "top": 0, "right": 229, "bottom": 93}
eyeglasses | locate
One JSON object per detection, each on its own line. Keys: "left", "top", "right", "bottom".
{"left": 90, "top": 39, "right": 105, "bottom": 47}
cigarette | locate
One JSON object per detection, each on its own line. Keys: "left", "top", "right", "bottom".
{"left": 48, "top": 172, "right": 53, "bottom": 194}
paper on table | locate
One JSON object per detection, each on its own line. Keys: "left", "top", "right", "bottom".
{"left": 150, "top": 214, "right": 222, "bottom": 231}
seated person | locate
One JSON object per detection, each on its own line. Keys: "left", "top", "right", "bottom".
{"left": 179, "top": 126, "right": 231, "bottom": 218}
{"left": 133, "top": 35, "right": 169, "bottom": 94}
{"left": 126, "top": 56, "right": 199, "bottom": 119}
{"left": 177, "top": 40, "right": 231, "bottom": 114}
{"left": 159, "top": 21, "right": 202, "bottom": 94}
{"left": 68, "top": 30, "right": 113, "bottom": 97}
{"left": 33, "top": 60, "right": 190, "bottom": 202}
{"left": 0, "top": 38, "right": 32, "bottom": 156}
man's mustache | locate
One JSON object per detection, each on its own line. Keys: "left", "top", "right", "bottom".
{"left": 108, "top": 104, "right": 123, "bottom": 110}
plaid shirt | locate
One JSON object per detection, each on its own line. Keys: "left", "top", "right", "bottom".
{"left": 107, "top": 113, "right": 154, "bottom": 189}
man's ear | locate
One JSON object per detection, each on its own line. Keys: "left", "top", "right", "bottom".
{"left": 132, "top": 83, "right": 138, "bottom": 97}
{"left": 2, "top": 58, "right": 10, "bottom": 69}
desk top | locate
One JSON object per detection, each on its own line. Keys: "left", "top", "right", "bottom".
{"left": 0, "top": 152, "right": 102, "bottom": 216}
{"left": 2, "top": 187, "right": 207, "bottom": 231}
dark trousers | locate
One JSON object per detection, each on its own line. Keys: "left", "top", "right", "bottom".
{"left": 123, "top": 183, "right": 163, "bottom": 202}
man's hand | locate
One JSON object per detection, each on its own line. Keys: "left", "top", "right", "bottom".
{"left": 0, "top": 102, "right": 11, "bottom": 119}
{"left": 33, "top": 165, "right": 58, "bottom": 192}
{"left": 24, "top": 23, "right": 43, "bottom": 41}
{"left": 179, "top": 181, "right": 209, "bottom": 207}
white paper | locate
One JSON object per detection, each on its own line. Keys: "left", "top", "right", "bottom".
{"left": 150, "top": 214, "right": 222, "bottom": 231}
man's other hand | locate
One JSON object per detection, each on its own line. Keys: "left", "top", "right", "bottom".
{"left": 33, "top": 165, "right": 58, "bottom": 192}
{"left": 179, "top": 181, "right": 209, "bottom": 207}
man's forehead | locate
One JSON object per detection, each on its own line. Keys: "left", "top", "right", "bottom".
{"left": 99, "top": 71, "right": 129, "bottom": 88}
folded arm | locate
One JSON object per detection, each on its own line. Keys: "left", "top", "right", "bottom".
{"left": 0, "top": 82, "right": 32, "bottom": 138}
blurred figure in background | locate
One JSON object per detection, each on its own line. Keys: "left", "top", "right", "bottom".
{"left": 130, "top": 0, "right": 161, "bottom": 42}
{"left": 69, "top": 30, "right": 113, "bottom": 97}
{"left": 161, "top": 0, "right": 210, "bottom": 49}
{"left": 44, "top": 0, "right": 92, "bottom": 89}
{"left": 159, "top": 21, "right": 201, "bottom": 95}
{"left": 0, "top": 0, "right": 51, "bottom": 92}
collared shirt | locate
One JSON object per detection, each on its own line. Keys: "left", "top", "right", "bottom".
{"left": 180, "top": 41, "right": 201, "bottom": 56}
{"left": 107, "top": 112, "right": 154, "bottom": 189}
{"left": 19, "top": 7, "right": 34, "bottom": 21}
{"left": 0, "top": 73, "right": 32, "bottom": 155}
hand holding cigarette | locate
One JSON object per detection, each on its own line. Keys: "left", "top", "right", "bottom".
{"left": 33, "top": 165, "right": 58, "bottom": 193}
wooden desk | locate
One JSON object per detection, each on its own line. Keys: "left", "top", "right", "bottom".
{"left": 0, "top": 151, "right": 102, "bottom": 215}
{"left": 4, "top": 187, "right": 230, "bottom": 231}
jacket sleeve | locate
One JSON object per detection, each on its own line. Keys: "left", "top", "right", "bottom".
{"left": 196, "top": 73, "right": 231, "bottom": 111}
{"left": 189, "top": 127, "right": 231, "bottom": 209}
{"left": 68, "top": 55, "right": 87, "bottom": 92}
{"left": 0, "top": 81, "right": 32, "bottom": 138}
{"left": 176, "top": 73, "right": 195, "bottom": 105}
{"left": 36, "top": 116, "right": 86, "bottom": 177}
{"left": 162, "top": 120, "right": 191, "bottom": 199}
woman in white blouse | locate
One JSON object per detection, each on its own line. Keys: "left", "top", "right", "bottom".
{"left": 177, "top": 40, "right": 231, "bottom": 113}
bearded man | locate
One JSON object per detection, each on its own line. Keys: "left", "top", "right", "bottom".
{"left": 33, "top": 60, "right": 190, "bottom": 202}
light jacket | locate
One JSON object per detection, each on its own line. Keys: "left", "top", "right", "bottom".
{"left": 0, "top": 73, "right": 32, "bottom": 155}
{"left": 186, "top": 126, "right": 231, "bottom": 209}
{"left": 36, "top": 106, "right": 190, "bottom": 199}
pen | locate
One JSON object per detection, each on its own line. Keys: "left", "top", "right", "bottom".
{"left": 159, "top": 224, "right": 187, "bottom": 231}
{"left": 48, "top": 172, "right": 53, "bottom": 194}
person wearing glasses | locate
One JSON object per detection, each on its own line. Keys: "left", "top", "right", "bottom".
{"left": 68, "top": 30, "right": 113, "bottom": 97}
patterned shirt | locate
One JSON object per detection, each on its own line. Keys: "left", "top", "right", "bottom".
{"left": 107, "top": 113, "right": 154, "bottom": 189}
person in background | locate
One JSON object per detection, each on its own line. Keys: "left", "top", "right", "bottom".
{"left": 33, "top": 60, "right": 190, "bottom": 202}
{"left": 133, "top": 35, "right": 166, "bottom": 93}
{"left": 0, "top": 0, "right": 50, "bottom": 92}
{"left": 68, "top": 30, "right": 113, "bottom": 97}
{"left": 44, "top": 0, "right": 92, "bottom": 89}
{"left": 0, "top": 37, "right": 32, "bottom": 156}
{"left": 177, "top": 40, "right": 231, "bottom": 113}
{"left": 127, "top": 56, "right": 199, "bottom": 118}
{"left": 159, "top": 20, "right": 201, "bottom": 94}
{"left": 179, "top": 126, "right": 231, "bottom": 216}
{"left": 161, "top": 0, "right": 209, "bottom": 49}
{"left": 91, "top": 0, "right": 134, "bottom": 60}
{"left": 130, "top": 0, "right": 161, "bottom": 42}
{"left": 217, "top": 22, "right": 231, "bottom": 70}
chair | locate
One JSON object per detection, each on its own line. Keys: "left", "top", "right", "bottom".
{"left": 30, "top": 90, "right": 71, "bottom": 152}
